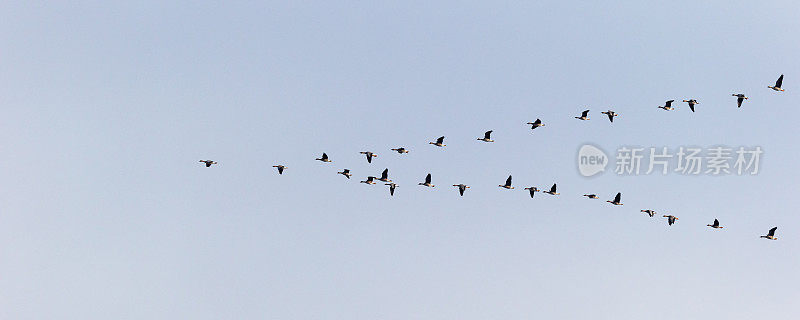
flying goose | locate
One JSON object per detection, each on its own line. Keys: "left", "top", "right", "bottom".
{"left": 732, "top": 93, "right": 748, "bottom": 108}
{"left": 452, "top": 184, "right": 470, "bottom": 196}
{"left": 575, "top": 110, "right": 590, "bottom": 120}
{"left": 682, "top": 99, "right": 699, "bottom": 112}
{"left": 760, "top": 227, "right": 778, "bottom": 240}
{"left": 524, "top": 187, "right": 539, "bottom": 198}
{"left": 199, "top": 160, "right": 217, "bottom": 167}
{"left": 768, "top": 74, "right": 784, "bottom": 91}
{"left": 607, "top": 192, "right": 623, "bottom": 205}
{"left": 477, "top": 130, "right": 494, "bottom": 142}
{"left": 386, "top": 183, "right": 398, "bottom": 196}
{"left": 707, "top": 219, "right": 723, "bottom": 229}
{"left": 360, "top": 176, "right": 377, "bottom": 185}
{"left": 658, "top": 100, "right": 676, "bottom": 111}
{"left": 640, "top": 209, "right": 656, "bottom": 217}
{"left": 391, "top": 147, "right": 410, "bottom": 154}
{"left": 583, "top": 194, "right": 599, "bottom": 199}
{"left": 542, "top": 183, "right": 559, "bottom": 195}
{"left": 315, "top": 153, "right": 332, "bottom": 162}
{"left": 663, "top": 215, "right": 679, "bottom": 226}
{"left": 498, "top": 175, "right": 514, "bottom": 189}
{"left": 272, "top": 165, "right": 286, "bottom": 174}
{"left": 337, "top": 169, "right": 352, "bottom": 179}
{"left": 429, "top": 136, "right": 446, "bottom": 147}
{"left": 527, "top": 119, "right": 545, "bottom": 129}
{"left": 419, "top": 173, "right": 435, "bottom": 187}
{"left": 359, "top": 151, "right": 378, "bottom": 163}
{"left": 601, "top": 110, "right": 618, "bottom": 122}
{"left": 377, "top": 168, "right": 391, "bottom": 182}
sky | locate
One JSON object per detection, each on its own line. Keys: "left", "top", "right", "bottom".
{"left": 1, "top": 1, "right": 799, "bottom": 319}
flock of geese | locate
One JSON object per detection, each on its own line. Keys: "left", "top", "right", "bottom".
{"left": 199, "top": 74, "right": 787, "bottom": 241}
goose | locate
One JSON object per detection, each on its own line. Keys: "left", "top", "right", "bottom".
{"left": 760, "top": 227, "right": 778, "bottom": 240}
{"left": 607, "top": 192, "right": 623, "bottom": 205}
{"left": 391, "top": 147, "right": 410, "bottom": 154}
{"left": 419, "top": 173, "right": 435, "bottom": 187}
{"left": 768, "top": 74, "right": 784, "bottom": 91}
{"left": 272, "top": 165, "right": 286, "bottom": 174}
{"left": 377, "top": 168, "right": 391, "bottom": 182}
{"left": 575, "top": 109, "right": 590, "bottom": 120}
{"left": 316, "top": 153, "right": 332, "bottom": 162}
{"left": 337, "top": 169, "right": 352, "bottom": 179}
{"left": 452, "top": 184, "right": 470, "bottom": 196}
{"left": 732, "top": 93, "right": 748, "bottom": 108}
{"left": 199, "top": 160, "right": 217, "bottom": 167}
{"left": 682, "top": 99, "right": 699, "bottom": 112}
{"left": 601, "top": 110, "right": 618, "bottom": 122}
{"left": 583, "top": 194, "right": 599, "bottom": 199}
{"left": 360, "top": 176, "right": 377, "bottom": 185}
{"left": 663, "top": 215, "right": 678, "bottom": 225}
{"left": 707, "top": 219, "right": 723, "bottom": 229}
{"left": 658, "top": 100, "right": 676, "bottom": 111}
{"left": 542, "top": 183, "right": 559, "bottom": 195}
{"left": 359, "top": 151, "right": 378, "bottom": 163}
{"left": 640, "top": 209, "right": 656, "bottom": 217}
{"left": 498, "top": 175, "right": 514, "bottom": 189}
{"left": 527, "top": 119, "right": 545, "bottom": 129}
{"left": 478, "top": 130, "right": 494, "bottom": 142}
{"left": 429, "top": 136, "right": 446, "bottom": 147}
{"left": 386, "top": 183, "right": 398, "bottom": 196}
{"left": 524, "top": 187, "right": 539, "bottom": 198}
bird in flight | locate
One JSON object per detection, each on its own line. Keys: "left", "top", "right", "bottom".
{"left": 452, "top": 184, "right": 470, "bottom": 196}
{"left": 199, "top": 160, "right": 217, "bottom": 167}
{"left": 768, "top": 74, "right": 784, "bottom": 91}
{"left": 575, "top": 109, "right": 590, "bottom": 121}
{"left": 337, "top": 169, "right": 352, "bottom": 179}
{"left": 477, "top": 130, "right": 495, "bottom": 142}
{"left": 360, "top": 176, "right": 377, "bottom": 185}
{"left": 682, "top": 99, "right": 699, "bottom": 112}
{"left": 607, "top": 192, "right": 623, "bottom": 205}
{"left": 601, "top": 110, "right": 618, "bottom": 122}
{"left": 316, "top": 153, "right": 332, "bottom": 162}
{"left": 663, "top": 215, "right": 679, "bottom": 226}
{"left": 527, "top": 119, "right": 545, "bottom": 129}
{"left": 498, "top": 175, "right": 514, "bottom": 189}
{"left": 542, "top": 183, "right": 559, "bottom": 195}
{"left": 732, "top": 93, "right": 748, "bottom": 108}
{"left": 419, "top": 173, "right": 435, "bottom": 187}
{"left": 640, "top": 209, "right": 656, "bottom": 217}
{"left": 386, "top": 183, "right": 398, "bottom": 196}
{"left": 524, "top": 186, "right": 539, "bottom": 198}
{"left": 760, "top": 227, "right": 778, "bottom": 240}
{"left": 707, "top": 219, "right": 723, "bottom": 229}
{"left": 583, "top": 194, "right": 599, "bottom": 199}
{"left": 429, "top": 136, "right": 446, "bottom": 147}
{"left": 272, "top": 165, "right": 286, "bottom": 174}
{"left": 377, "top": 169, "right": 391, "bottom": 182}
{"left": 359, "top": 151, "right": 378, "bottom": 163}
{"left": 391, "top": 147, "right": 410, "bottom": 154}
{"left": 658, "top": 100, "right": 676, "bottom": 111}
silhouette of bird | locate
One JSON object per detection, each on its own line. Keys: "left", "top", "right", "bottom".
{"left": 663, "top": 215, "right": 678, "bottom": 226}
{"left": 707, "top": 219, "right": 723, "bottom": 229}
{"left": 542, "top": 183, "right": 559, "bottom": 195}
{"left": 607, "top": 192, "right": 623, "bottom": 205}
{"left": 527, "top": 119, "right": 545, "bottom": 129}
{"left": 452, "top": 184, "right": 470, "bottom": 196}
{"left": 360, "top": 176, "right": 377, "bottom": 185}
{"left": 524, "top": 187, "right": 539, "bottom": 198}
{"left": 359, "top": 151, "right": 378, "bottom": 163}
{"left": 337, "top": 169, "right": 352, "bottom": 179}
{"left": 272, "top": 165, "right": 286, "bottom": 174}
{"left": 419, "top": 173, "right": 435, "bottom": 187}
{"left": 377, "top": 169, "right": 391, "bottom": 182}
{"left": 640, "top": 209, "right": 656, "bottom": 217}
{"left": 583, "top": 194, "right": 599, "bottom": 199}
{"left": 601, "top": 110, "right": 618, "bottom": 122}
{"left": 199, "top": 160, "right": 217, "bottom": 167}
{"left": 316, "top": 153, "right": 332, "bottom": 162}
{"left": 498, "top": 175, "right": 514, "bottom": 189}
{"left": 429, "top": 136, "right": 446, "bottom": 147}
{"left": 658, "top": 100, "right": 676, "bottom": 111}
{"left": 477, "top": 130, "right": 494, "bottom": 142}
{"left": 760, "top": 227, "right": 778, "bottom": 240}
{"left": 768, "top": 74, "right": 784, "bottom": 91}
{"left": 683, "top": 99, "right": 699, "bottom": 112}
{"left": 575, "top": 110, "right": 590, "bottom": 120}
{"left": 732, "top": 93, "right": 748, "bottom": 108}
{"left": 386, "top": 183, "right": 398, "bottom": 196}
{"left": 391, "top": 147, "right": 410, "bottom": 154}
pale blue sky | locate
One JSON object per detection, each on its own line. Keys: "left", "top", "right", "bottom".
{"left": 1, "top": 1, "right": 799, "bottom": 319}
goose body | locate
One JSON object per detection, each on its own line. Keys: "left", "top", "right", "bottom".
{"left": 640, "top": 209, "right": 656, "bottom": 217}
{"left": 663, "top": 215, "right": 679, "bottom": 225}
{"left": 575, "top": 109, "right": 590, "bottom": 120}
{"left": 601, "top": 110, "right": 618, "bottom": 122}
{"left": 419, "top": 173, "right": 435, "bottom": 187}
{"left": 682, "top": 99, "right": 699, "bottom": 112}
{"left": 524, "top": 187, "right": 539, "bottom": 198}
{"left": 527, "top": 119, "right": 545, "bottom": 129}
{"left": 386, "top": 183, "right": 398, "bottom": 196}
{"left": 732, "top": 94, "right": 748, "bottom": 108}
{"left": 337, "top": 169, "right": 352, "bottom": 179}
{"left": 543, "top": 183, "right": 559, "bottom": 195}
{"left": 359, "top": 151, "right": 378, "bottom": 163}
{"left": 272, "top": 165, "right": 286, "bottom": 174}
{"left": 453, "top": 184, "right": 470, "bottom": 196}
{"left": 760, "top": 227, "right": 778, "bottom": 240}
{"left": 377, "top": 168, "right": 392, "bottom": 182}
{"left": 498, "top": 175, "right": 514, "bottom": 189}
{"left": 316, "top": 153, "right": 332, "bottom": 162}
{"left": 199, "top": 160, "right": 218, "bottom": 167}
{"left": 707, "top": 219, "right": 723, "bottom": 229}
{"left": 391, "top": 147, "right": 410, "bottom": 154}
{"left": 478, "top": 130, "right": 494, "bottom": 142}
{"left": 607, "top": 192, "right": 623, "bottom": 205}
{"left": 583, "top": 194, "right": 599, "bottom": 199}
{"left": 658, "top": 100, "right": 675, "bottom": 111}
{"left": 768, "top": 74, "right": 784, "bottom": 91}
{"left": 360, "top": 176, "right": 377, "bottom": 185}
{"left": 429, "top": 136, "right": 446, "bottom": 147}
